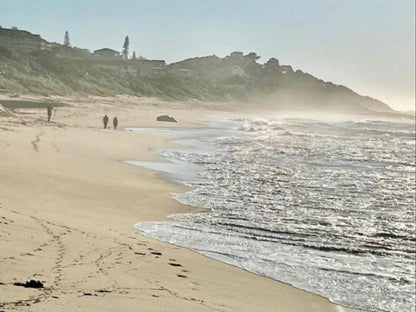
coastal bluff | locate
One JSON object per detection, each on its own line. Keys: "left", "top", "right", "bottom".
{"left": 0, "top": 32, "right": 395, "bottom": 115}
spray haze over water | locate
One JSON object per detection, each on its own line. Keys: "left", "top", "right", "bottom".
{"left": 129, "top": 115, "right": 415, "bottom": 312}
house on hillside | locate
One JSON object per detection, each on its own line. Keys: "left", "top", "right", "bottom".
{"left": 281, "top": 65, "right": 294, "bottom": 75}
{"left": 230, "top": 51, "right": 244, "bottom": 58}
{"left": 137, "top": 59, "right": 166, "bottom": 67}
{"left": 93, "top": 48, "right": 120, "bottom": 59}
{"left": 135, "top": 59, "right": 166, "bottom": 75}
{"left": 0, "top": 27, "right": 48, "bottom": 51}
{"left": 148, "top": 60, "right": 166, "bottom": 68}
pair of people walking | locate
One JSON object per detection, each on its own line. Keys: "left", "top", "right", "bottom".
{"left": 102, "top": 115, "right": 118, "bottom": 129}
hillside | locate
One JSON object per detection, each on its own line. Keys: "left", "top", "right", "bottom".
{"left": 0, "top": 46, "right": 395, "bottom": 114}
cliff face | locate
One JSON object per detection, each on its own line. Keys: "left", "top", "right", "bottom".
{"left": 0, "top": 47, "right": 394, "bottom": 114}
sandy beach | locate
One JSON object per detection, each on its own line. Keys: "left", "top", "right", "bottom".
{"left": 0, "top": 96, "right": 340, "bottom": 311}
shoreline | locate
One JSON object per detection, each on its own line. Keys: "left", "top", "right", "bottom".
{"left": 0, "top": 96, "right": 341, "bottom": 311}
{"left": 127, "top": 124, "right": 363, "bottom": 312}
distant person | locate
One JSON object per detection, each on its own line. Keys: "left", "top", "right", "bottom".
{"left": 47, "top": 105, "right": 52, "bottom": 122}
{"left": 113, "top": 116, "right": 118, "bottom": 130}
{"left": 102, "top": 114, "right": 109, "bottom": 129}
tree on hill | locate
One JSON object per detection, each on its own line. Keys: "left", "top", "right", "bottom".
{"left": 64, "top": 31, "right": 70, "bottom": 46}
{"left": 246, "top": 52, "right": 260, "bottom": 62}
{"left": 265, "top": 58, "right": 280, "bottom": 70}
{"left": 132, "top": 51, "right": 136, "bottom": 60}
{"left": 122, "top": 36, "right": 129, "bottom": 59}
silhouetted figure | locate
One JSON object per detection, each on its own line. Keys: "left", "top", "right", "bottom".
{"left": 113, "top": 116, "right": 118, "bottom": 130}
{"left": 102, "top": 114, "right": 109, "bottom": 129}
{"left": 47, "top": 105, "right": 52, "bottom": 122}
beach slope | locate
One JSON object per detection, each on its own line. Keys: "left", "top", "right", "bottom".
{"left": 0, "top": 96, "right": 339, "bottom": 311}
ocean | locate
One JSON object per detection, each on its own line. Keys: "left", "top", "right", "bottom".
{"left": 126, "top": 115, "right": 415, "bottom": 312}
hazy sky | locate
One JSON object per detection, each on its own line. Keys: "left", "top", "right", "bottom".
{"left": 1, "top": 0, "right": 414, "bottom": 111}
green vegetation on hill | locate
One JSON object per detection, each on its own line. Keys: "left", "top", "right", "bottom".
{"left": 0, "top": 46, "right": 394, "bottom": 113}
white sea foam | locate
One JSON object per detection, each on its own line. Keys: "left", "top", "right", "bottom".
{"left": 129, "top": 116, "right": 415, "bottom": 312}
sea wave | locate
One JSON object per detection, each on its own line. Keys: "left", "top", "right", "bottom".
{"left": 131, "top": 116, "right": 416, "bottom": 312}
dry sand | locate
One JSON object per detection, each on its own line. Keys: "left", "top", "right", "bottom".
{"left": 0, "top": 96, "right": 341, "bottom": 311}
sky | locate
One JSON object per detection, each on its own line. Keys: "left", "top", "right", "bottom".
{"left": 0, "top": 0, "right": 414, "bottom": 111}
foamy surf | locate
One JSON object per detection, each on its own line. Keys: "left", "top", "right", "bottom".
{"left": 128, "top": 116, "right": 415, "bottom": 312}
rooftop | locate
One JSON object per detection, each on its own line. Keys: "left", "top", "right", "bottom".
{"left": 94, "top": 48, "right": 119, "bottom": 53}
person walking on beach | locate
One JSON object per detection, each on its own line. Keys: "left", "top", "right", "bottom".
{"left": 102, "top": 114, "right": 109, "bottom": 129}
{"left": 47, "top": 105, "right": 52, "bottom": 122}
{"left": 113, "top": 116, "right": 118, "bottom": 130}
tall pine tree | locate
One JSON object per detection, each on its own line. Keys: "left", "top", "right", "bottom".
{"left": 64, "top": 31, "right": 70, "bottom": 46}
{"left": 122, "top": 36, "right": 129, "bottom": 59}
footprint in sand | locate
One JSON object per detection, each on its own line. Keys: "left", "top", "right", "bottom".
{"left": 176, "top": 274, "right": 187, "bottom": 279}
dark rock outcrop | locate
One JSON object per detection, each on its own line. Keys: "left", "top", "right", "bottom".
{"left": 14, "top": 279, "right": 44, "bottom": 288}
{"left": 156, "top": 115, "right": 177, "bottom": 123}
